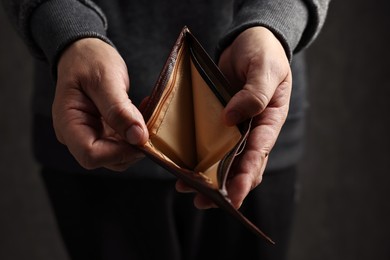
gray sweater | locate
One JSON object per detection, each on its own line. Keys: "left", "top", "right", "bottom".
{"left": 2, "top": 0, "right": 329, "bottom": 177}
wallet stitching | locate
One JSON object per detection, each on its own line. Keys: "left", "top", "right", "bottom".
{"left": 149, "top": 45, "right": 186, "bottom": 136}
{"left": 152, "top": 61, "right": 181, "bottom": 135}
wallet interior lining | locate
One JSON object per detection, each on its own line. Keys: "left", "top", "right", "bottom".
{"left": 145, "top": 40, "right": 241, "bottom": 186}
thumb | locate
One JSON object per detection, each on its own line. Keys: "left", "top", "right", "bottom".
{"left": 223, "top": 61, "right": 280, "bottom": 126}
{"left": 103, "top": 94, "right": 149, "bottom": 146}
{"left": 83, "top": 62, "right": 149, "bottom": 145}
{"left": 56, "top": 37, "right": 149, "bottom": 148}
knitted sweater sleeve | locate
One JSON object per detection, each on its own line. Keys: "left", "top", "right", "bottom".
{"left": 1, "top": 0, "right": 112, "bottom": 70}
{"left": 216, "top": 0, "right": 331, "bottom": 61}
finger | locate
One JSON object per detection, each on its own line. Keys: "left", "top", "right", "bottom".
{"left": 62, "top": 114, "right": 145, "bottom": 170}
{"left": 91, "top": 82, "right": 149, "bottom": 145}
{"left": 226, "top": 151, "right": 269, "bottom": 209}
{"left": 225, "top": 95, "right": 286, "bottom": 208}
{"left": 78, "top": 45, "right": 149, "bottom": 145}
{"left": 105, "top": 156, "right": 145, "bottom": 172}
{"left": 225, "top": 78, "right": 291, "bottom": 207}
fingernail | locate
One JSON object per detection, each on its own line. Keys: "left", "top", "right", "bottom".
{"left": 226, "top": 110, "right": 242, "bottom": 125}
{"left": 126, "top": 124, "right": 144, "bottom": 145}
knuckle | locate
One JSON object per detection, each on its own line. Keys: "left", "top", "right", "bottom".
{"left": 78, "top": 146, "right": 101, "bottom": 170}
{"left": 106, "top": 101, "right": 129, "bottom": 120}
{"left": 104, "top": 101, "right": 132, "bottom": 132}
{"left": 251, "top": 174, "right": 263, "bottom": 190}
{"left": 241, "top": 88, "right": 270, "bottom": 113}
{"left": 90, "top": 67, "right": 104, "bottom": 87}
{"left": 244, "top": 149, "right": 269, "bottom": 190}
{"left": 51, "top": 119, "right": 65, "bottom": 145}
{"left": 53, "top": 129, "right": 65, "bottom": 145}
{"left": 81, "top": 66, "right": 103, "bottom": 93}
{"left": 106, "top": 163, "right": 130, "bottom": 172}
{"left": 253, "top": 91, "right": 270, "bottom": 112}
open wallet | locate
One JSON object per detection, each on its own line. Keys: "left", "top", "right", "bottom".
{"left": 137, "top": 26, "right": 274, "bottom": 244}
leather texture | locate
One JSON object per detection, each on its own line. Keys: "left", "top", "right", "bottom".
{"left": 137, "top": 27, "right": 274, "bottom": 244}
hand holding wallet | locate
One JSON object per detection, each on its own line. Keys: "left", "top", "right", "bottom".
{"left": 137, "top": 26, "right": 274, "bottom": 244}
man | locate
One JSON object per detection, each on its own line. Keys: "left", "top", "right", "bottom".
{"left": 3, "top": 0, "right": 329, "bottom": 259}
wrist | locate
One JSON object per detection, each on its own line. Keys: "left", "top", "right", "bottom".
{"left": 216, "top": 0, "right": 309, "bottom": 62}
{"left": 57, "top": 38, "right": 121, "bottom": 83}
{"left": 30, "top": 0, "right": 113, "bottom": 79}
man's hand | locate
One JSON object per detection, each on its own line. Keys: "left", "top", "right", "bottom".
{"left": 176, "top": 27, "right": 292, "bottom": 209}
{"left": 53, "top": 38, "right": 149, "bottom": 171}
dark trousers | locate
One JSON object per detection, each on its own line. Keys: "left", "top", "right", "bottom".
{"left": 41, "top": 166, "right": 297, "bottom": 260}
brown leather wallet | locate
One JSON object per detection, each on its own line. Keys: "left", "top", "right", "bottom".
{"left": 137, "top": 26, "right": 274, "bottom": 244}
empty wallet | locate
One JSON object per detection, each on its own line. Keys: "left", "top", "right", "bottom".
{"left": 137, "top": 26, "right": 274, "bottom": 244}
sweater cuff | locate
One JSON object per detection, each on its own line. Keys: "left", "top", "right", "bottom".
{"left": 30, "top": 0, "right": 113, "bottom": 76}
{"left": 216, "top": 0, "right": 309, "bottom": 62}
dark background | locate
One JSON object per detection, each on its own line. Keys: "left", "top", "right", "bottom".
{"left": 1, "top": 1, "right": 389, "bottom": 259}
